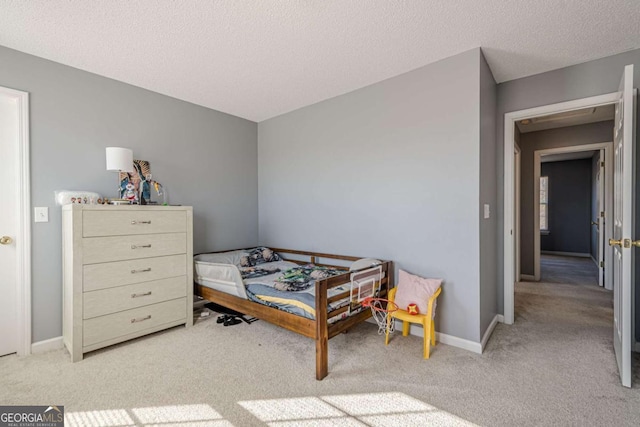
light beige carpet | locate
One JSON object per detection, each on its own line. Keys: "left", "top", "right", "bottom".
{"left": 1, "top": 264, "right": 639, "bottom": 426}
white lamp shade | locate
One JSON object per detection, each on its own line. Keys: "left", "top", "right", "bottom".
{"left": 106, "top": 147, "right": 134, "bottom": 172}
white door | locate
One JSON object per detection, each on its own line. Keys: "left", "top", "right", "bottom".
{"left": 0, "top": 91, "right": 19, "bottom": 357}
{"left": 610, "top": 64, "right": 635, "bottom": 388}
{"left": 596, "top": 150, "right": 605, "bottom": 287}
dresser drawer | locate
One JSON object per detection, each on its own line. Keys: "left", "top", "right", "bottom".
{"left": 83, "top": 233, "right": 186, "bottom": 264}
{"left": 83, "top": 210, "right": 186, "bottom": 237}
{"left": 83, "top": 298, "right": 186, "bottom": 347}
{"left": 83, "top": 276, "right": 187, "bottom": 319}
{"left": 83, "top": 254, "right": 186, "bottom": 292}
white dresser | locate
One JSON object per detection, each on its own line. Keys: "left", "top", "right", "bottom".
{"left": 62, "top": 204, "right": 193, "bottom": 361}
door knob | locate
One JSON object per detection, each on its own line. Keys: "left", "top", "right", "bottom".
{"left": 632, "top": 240, "right": 640, "bottom": 248}
{"left": 609, "top": 238, "right": 623, "bottom": 247}
{"left": 591, "top": 221, "right": 599, "bottom": 226}
{"left": 0, "top": 236, "right": 13, "bottom": 245}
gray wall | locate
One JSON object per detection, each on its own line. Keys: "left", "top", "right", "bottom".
{"left": 591, "top": 152, "right": 601, "bottom": 260}
{"left": 0, "top": 46, "right": 258, "bottom": 342}
{"left": 519, "top": 122, "right": 613, "bottom": 274}
{"left": 540, "top": 159, "right": 592, "bottom": 254}
{"left": 496, "top": 48, "right": 640, "bottom": 341}
{"left": 259, "top": 48, "right": 485, "bottom": 342}
{"left": 479, "top": 51, "right": 498, "bottom": 337}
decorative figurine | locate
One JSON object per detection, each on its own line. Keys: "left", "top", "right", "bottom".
{"left": 124, "top": 182, "right": 138, "bottom": 203}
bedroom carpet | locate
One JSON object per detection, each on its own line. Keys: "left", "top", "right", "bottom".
{"left": 1, "top": 273, "right": 639, "bottom": 426}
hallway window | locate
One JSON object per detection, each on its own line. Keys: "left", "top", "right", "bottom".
{"left": 540, "top": 176, "right": 549, "bottom": 231}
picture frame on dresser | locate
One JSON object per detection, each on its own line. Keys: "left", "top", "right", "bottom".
{"left": 62, "top": 204, "right": 193, "bottom": 362}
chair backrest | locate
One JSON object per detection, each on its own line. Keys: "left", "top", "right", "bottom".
{"left": 389, "top": 284, "right": 442, "bottom": 318}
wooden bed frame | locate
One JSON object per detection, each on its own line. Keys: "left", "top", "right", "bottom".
{"left": 194, "top": 248, "right": 393, "bottom": 380}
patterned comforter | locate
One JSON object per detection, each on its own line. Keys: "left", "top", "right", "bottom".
{"left": 242, "top": 261, "right": 350, "bottom": 320}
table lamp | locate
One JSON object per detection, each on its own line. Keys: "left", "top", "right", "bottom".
{"left": 105, "top": 147, "right": 134, "bottom": 199}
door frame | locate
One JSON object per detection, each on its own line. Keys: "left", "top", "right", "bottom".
{"left": 503, "top": 91, "right": 620, "bottom": 325}
{"left": 0, "top": 86, "right": 31, "bottom": 356}
{"left": 514, "top": 145, "right": 521, "bottom": 282}
{"left": 533, "top": 142, "right": 613, "bottom": 289}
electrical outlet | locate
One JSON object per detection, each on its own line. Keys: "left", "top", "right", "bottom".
{"left": 34, "top": 207, "right": 49, "bottom": 223}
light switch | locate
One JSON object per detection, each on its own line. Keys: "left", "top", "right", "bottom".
{"left": 34, "top": 207, "right": 49, "bottom": 223}
{"left": 483, "top": 204, "right": 490, "bottom": 219}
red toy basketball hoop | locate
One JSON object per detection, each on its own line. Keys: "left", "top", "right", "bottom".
{"left": 362, "top": 297, "right": 399, "bottom": 335}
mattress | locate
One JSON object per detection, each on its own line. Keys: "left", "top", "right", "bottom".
{"left": 194, "top": 249, "right": 382, "bottom": 321}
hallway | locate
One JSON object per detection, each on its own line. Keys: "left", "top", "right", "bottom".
{"left": 539, "top": 254, "right": 599, "bottom": 286}
{"left": 516, "top": 255, "right": 611, "bottom": 362}
{"left": 508, "top": 253, "right": 638, "bottom": 396}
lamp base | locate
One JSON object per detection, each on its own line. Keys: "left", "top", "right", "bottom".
{"left": 109, "top": 199, "right": 132, "bottom": 205}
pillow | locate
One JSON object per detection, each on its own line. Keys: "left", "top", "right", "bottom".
{"left": 240, "top": 247, "right": 281, "bottom": 267}
{"left": 394, "top": 269, "right": 442, "bottom": 318}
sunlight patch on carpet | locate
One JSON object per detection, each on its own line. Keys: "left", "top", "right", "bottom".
{"left": 238, "top": 391, "right": 477, "bottom": 426}
{"left": 66, "top": 404, "right": 233, "bottom": 427}
{"left": 132, "top": 404, "right": 224, "bottom": 423}
{"left": 238, "top": 397, "right": 343, "bottom": 422}
{"left": 66, "top": 409, "right": 134, "bottom": 427}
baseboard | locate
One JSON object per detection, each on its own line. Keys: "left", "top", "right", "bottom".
{"left": 540, "top": 251, "right": 591, "bottom": 258}
{"left": 31, "top": 336, "right": 63, "bottom": 354}
{"left": 520, "top": 274, "right": 535, "bottom": 281}
{"left": 401, "top": 315, "right": 499, "bottom": 354}
{"left": 480, "top": 315, "right": 499, "bottom": 352}
{"left": 436, "top": 331, "right": 482, "bottom": 354}
{"left": 397, "top": 321, "right": 482, "bottom": 354}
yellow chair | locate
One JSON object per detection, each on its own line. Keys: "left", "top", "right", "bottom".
{"left": 385, "top": 286, "right": 442, "bottom": 359}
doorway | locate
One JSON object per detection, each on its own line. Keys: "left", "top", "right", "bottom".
{"left": 0, "top": 86, "right": 31, "bottom": 357}
{"left": 503, "top": 65, "right": 636, "bottom": 388}
{"left": 536, "top": 149, "right": 604, "bottom": 288}
{"left": 504, "top": 91, "right": 620, "bottom": 324}
{"left": 533, "top": 142, "right": 614, "bottom": 290}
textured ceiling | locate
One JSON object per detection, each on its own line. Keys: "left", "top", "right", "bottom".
{"left": 1, "top": 1, "right": 639, "bottom": 122}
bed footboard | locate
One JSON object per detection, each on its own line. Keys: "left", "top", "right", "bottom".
{"left": 314, "top": 260, "right": 393, "bottom": 380}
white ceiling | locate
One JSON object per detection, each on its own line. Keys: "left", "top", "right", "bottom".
{"left": 1, "top": 1, "right": 639, "bottom": 122}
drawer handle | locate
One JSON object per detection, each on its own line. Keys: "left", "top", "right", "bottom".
{"left": 131, "top": 291, "right": 152, "bottom": 298}
{"left": 131, "top": 315, "right": 151, "bottom": 323}
{"left": 131, "top": 268, "right": 152, "bottom": 274}
{"left": 131, "top": 220, "right": 152, "bottom": 225}
{"left": 131, "top": 244, "right": 152, "bottom": 249}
